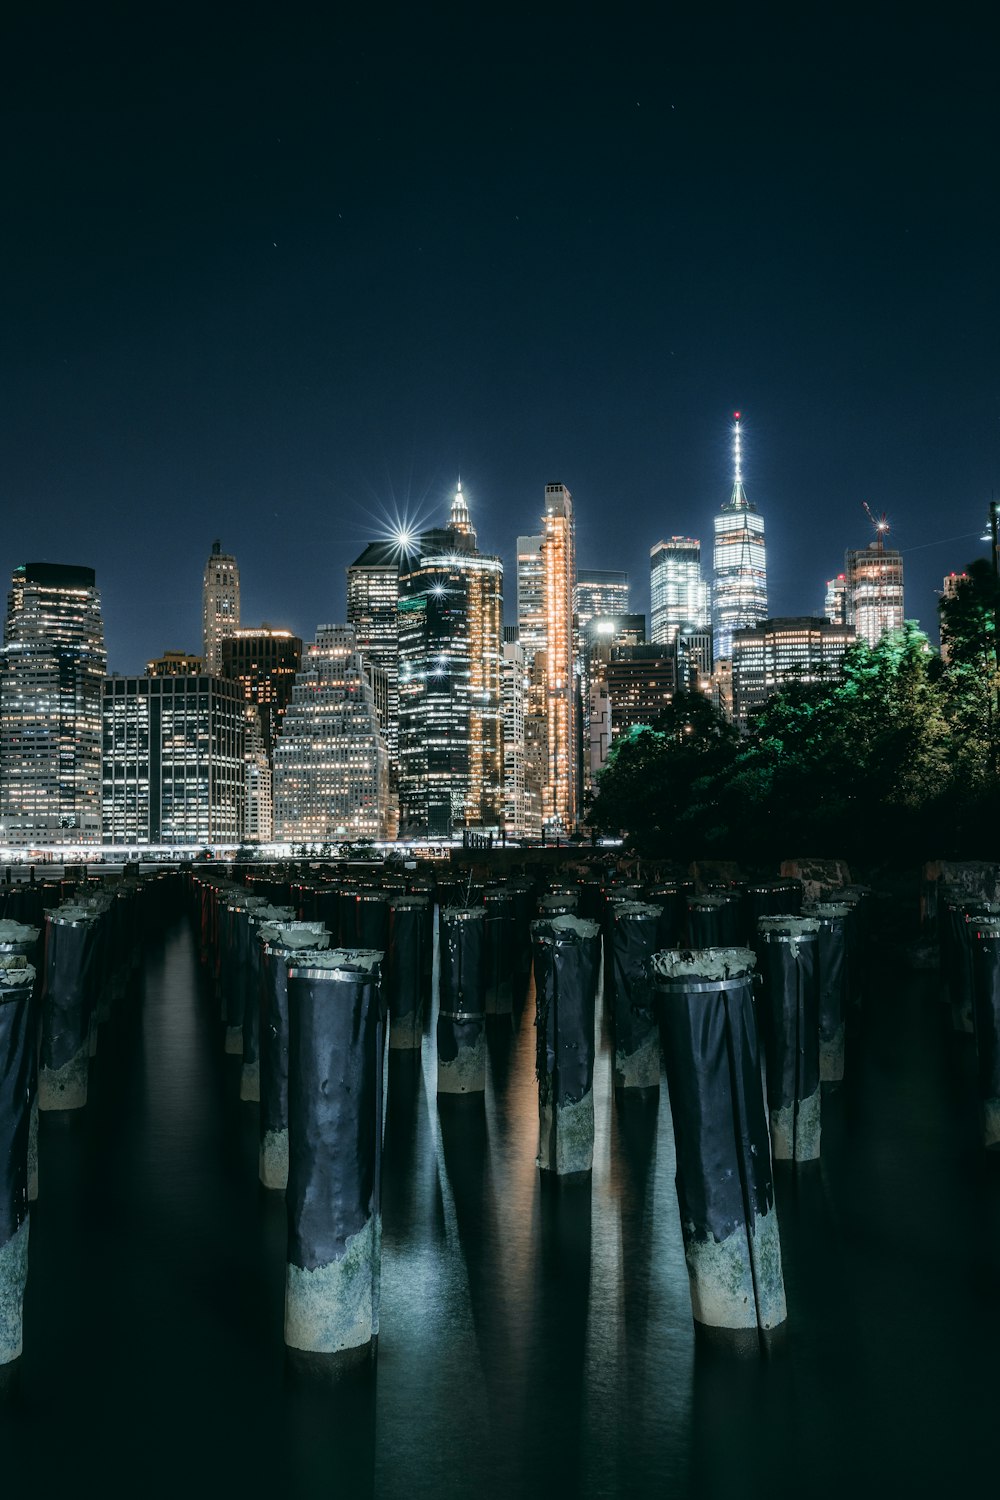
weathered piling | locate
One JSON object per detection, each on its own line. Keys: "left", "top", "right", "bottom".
{"left": 653, "top": 947, "right": 786, "bottom": 1344}
{"left": 969, "top": 918, "right": 1000, "bottom": 1148}
{"left": 805, "top": 901, "right": 852, "bottom": 1081}
{"left": 686, "top": 893, "right": 745, "bottom": 949}
{"left": 505, "top": 879, "right": 537, "bottom": 987}
{"left": 0, "top": 922, "right": 41, "bottom": 1202}
{"left": 257, "top": 920, "right": 331, "bottom": 1189}
{"left": 950, "top": 901, "right": 1000, "bottom": 1036}
{"left": 284, "top": 950, "right": 384, "bottom": 1358}
{"left": 437, "top": 908, "right": 487, "bottom": 1095}
{"left": 531, "top": 915, "right": 602, "bottom": 1175}
{"left": 386, "top": 897, "right": 429, "bottom": 1049}
{"left": 608, "top": 903, "right": 662, "bottom": 1092}
{"left": 240, "top": 904, "right": 296, "bottom": 1102}
{"left": 483, "top": 889, "right": 516, "bottom": 1015}
{"left": 755, "top": 917, "right": 822, "bottom": 1161}
{"left": 355, "top": 892, "right": 390, "bottom": 956}
{"left": 0, "top": 955, "right": 34, "bottom": 1364}
{"left": 221, "top": 895, "right": 269, "bottom": 1054}
{"left": 39, "top": 906, "right": 102, "bottom": 1110}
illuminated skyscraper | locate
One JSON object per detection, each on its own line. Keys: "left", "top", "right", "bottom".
{"left": 712, "top": 414, "right": 767, "bottom": 660}
{"left": 102, "top": 671, "right": 244, "bottom": 844}
{"left": 272, "top": 625, "right": 391, "bottom": 842}
{"left": 541, "top": 482, "right": 577, "bottom": 831}
{"left": 501, "top": 635, "right": 531, "bottom": 840}
{"left": 202, "top": 541, "right": 240, "bottom": 675}
{"left": 575, "top": 570, "right": 629, "bottom": 635}
{"left": 650, "top": 538, "right": 710, "bottom": 643}
{"left": 846, "top": 529, "right": 904, "bottom": 647}
{"left": 347, "top": 540, "right": 402, "bottom": 768}
{"left": 516, "top": 534, "right": 545, "bottom": 668}
{"left": 0, "top": 562, "right": 106, "bottom": 845}
{"left": 397, "top": 484, "right": 503, "bottom": 837}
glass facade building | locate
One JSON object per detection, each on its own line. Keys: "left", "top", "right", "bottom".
{"left": 846, "top": 542, "right": 904, "bottom": 647}
{"left": 0, "top": 562, "right": 107, "bottom": 845}
{"left": 272, "top": 625, "right": 390, "bottom": 842}
{"left": 712, "top": 418, "right": 767, "bottom": 661}
{"left": 101, "top": 673, "right": 244, "bottom": 844}
{"left": 397, "top": 487, "right": 504, "bottom": 837}
{"left": 731, "top": 616, "right": 856, "bottom": 730}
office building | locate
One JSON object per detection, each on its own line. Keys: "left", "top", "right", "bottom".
{"left": 846, "top": 536, "right": 904, "bottom": 647}
{"left": 220, "top": 627, "right": 302, "bottom": 755}
{"left": 147, "top": 651, "right": 203, "bottom": 676}
{"left": 0, "top": 562, "right": 106, "bottom": 845}
{"left": 584, "top": 614, "right": 647, "bottom": 781}
{"left": 202, "top": 541, "right": 240, "bottom": 675}
{"left": 516, "top": 534, "right": 546, "bottom": 669}
{"left": 605, "top": 643, "right": 679, "bottom": 740}
{"left": 102, "top": 672, "right": 244, "bottom": 844}
{"left": 501, "top": 637, "right": 536, "bottom": 840}
{"left": 272, "top": 625, "right": 391, "bottom": 843}
{"left": 397, "top": 484, "right": 503, "bottom": 836}
{"left": 731, "top": 616, "right": 856, "bottom": 730}
{"left": 824, "top": 574, "right": 848, "bottom": 627}
{"left": 713, "top": 414, "right": 767, "bottom": 660}
{"left": 650, "top": 538, "right": 710, "bottom": 640}
{"left": 347, "top": 540, "right": 402, "bottom": 768}
{"left": 540, "top": 482, "right": 577, "bottom": 831}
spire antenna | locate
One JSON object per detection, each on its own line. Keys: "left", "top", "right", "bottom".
{"left": 733, "top": 411, "right": 742, "bottom": 486}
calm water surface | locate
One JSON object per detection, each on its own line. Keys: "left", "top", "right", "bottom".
{"left": 3, "top": 916, "right": 1000, "bottom": 1496}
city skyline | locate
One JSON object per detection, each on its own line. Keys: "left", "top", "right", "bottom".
{"left": 2, "top": 12, "right": 995, "bottom": 678}
{"left": 1, "top": 433, "right": 987, "bottom": 679}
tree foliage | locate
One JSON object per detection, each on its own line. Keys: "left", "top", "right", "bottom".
{"left": 588, "top": 612, "right": 987, "bottom": 865}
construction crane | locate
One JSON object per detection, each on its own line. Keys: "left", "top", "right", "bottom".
{"left": 862, "top": 502, "right": 890, "bottom": 550}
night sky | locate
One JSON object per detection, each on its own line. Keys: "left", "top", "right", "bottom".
{"left": 2, "top": 8, "right": 996, "bottom": 672}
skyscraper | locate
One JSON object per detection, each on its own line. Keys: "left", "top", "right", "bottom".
{"left": 846, "top": 526, "right": 904, "bottom": 646}
{"left": 102, "top": 669, "right": 244, "bottom": 844}
{"left": 712, "top": 414, "right": 767, "bottom": 661}
{"left": 501, "top": 635, "right": 531, "bottom": 840}
{"left": 540, "top": 482, "right": 578, "bottom": 831}
{"left": 825, "top": 573, "right": 848, "bottom": 627}
{"left": 220, "top": 627, "right": 302, "bottom": 756}
{"left": 574, "top": 570, "right": 629, "bottom": 635}
{"left": 272, "top": 625, "right": 391, "bottom": 843}
{"left": 650, "top": 538, "right": 710, "bottom": 643}
{"left": 516, "top": 534, "right": 545, "bottom": 668}
{"left": 346, "top": 540, "right": 402, "bottom": 768}
{"left": 397, "top": 484, "right": 504, "bottom": 837}
{"left": 202, "top": 541, "right": 240, "bottom": 674}
{"left": 0, "top": 562, "right": 106, "bottom": 845}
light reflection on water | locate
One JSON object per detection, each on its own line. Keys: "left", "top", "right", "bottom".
{"left": 4, "top": 919, "right": 1000, "bottom": 1497}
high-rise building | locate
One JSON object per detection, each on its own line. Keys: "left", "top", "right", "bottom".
{"left": 575, "top": 571, "right": 630, "bottom": 635}
{"left": 540, "top": 482, "right": 577, "bottom": 831}
{"left": 584, "top": 614, "right": 647, "bottom": 782}
{"left": 606, "top": 643, "right": 679, "bottom": 740}
{"left": 202, "top": 541, "right": 240, "bottom": 675}
{"left": 650, "top": 538, "right": 710, "bottom": 642}
{"left": 940, "top": 572, "right": 969, "bottom": 663}
{"left": 516, "top": 534, "right": 546, "bottom": 668}
{"left": 272, "top": 625, "right": 391, "bottom": 843}
{"left": 397, "top": 484, "right": 504, "bottom": 837}
{"left": 824, "top": 574, "right": 848, "bottom": 627}
{"left": 846, "top": 530, "right": 904, "bottom": 647}
{"left": 501, "top": 636, "right": 531, "bottom": 841}
{"left": 731, "top": 616, "right": 856, "bottom": 730}
{"left": 242, "top": 706, "right": 273, "bottom": 842}
{"left": 713, "top": 414, "right": 767, "bottom": 661}
{"left": 346, "top": 540, "right": 402, "bottom": 768}
{"left": 0, "top": 562, "right": 107, "bottom": 845}
{"left": 101, "top": 672, "right": 244, "bottom": 844}
{"left": 220, "top": 627, "right": 302, "bottom": 756}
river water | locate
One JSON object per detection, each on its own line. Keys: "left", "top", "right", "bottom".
{"left": 3, "top": 914, "right": 999, "bottom": 1497}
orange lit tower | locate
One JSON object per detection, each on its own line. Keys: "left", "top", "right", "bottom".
{"left": 540, "top": 482, "right": 577, "bottom": 832}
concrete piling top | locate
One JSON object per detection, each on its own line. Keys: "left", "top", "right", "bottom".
{"left": 288, "top": 948, "right": 383, "bottom": 977}
{"left": 0, "top": 954, "right": 35, "bottom": 991}
{"left": 531, "top": 915, "right": 601, "bottom": 942}
{"left": 804, "top": 901, "right": 854, "bottom": 920}
{"left": 757, "top": 916, "right": 821, "bottom": 936}
{"left": 0, "top": 920, "right": 40, "bottom": 946}
{"left": 610, "top": 902, "right": 663, "bottom": 923}
{"left": 652, "top": 947, "right": 757, "bottom": 981}
{"left": 258, "top": 921, "right": 331, "bottom": 951}
{"left": 441, "top": 907, "right": 486, "bottom": 924}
